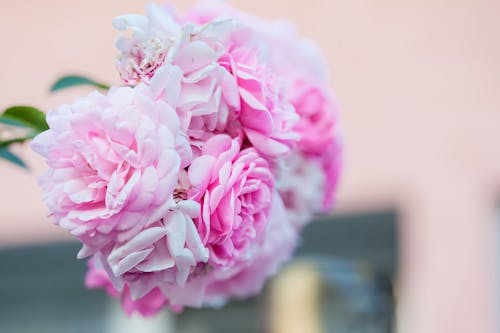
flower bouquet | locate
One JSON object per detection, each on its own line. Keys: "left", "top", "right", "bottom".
{"left": 0, "top": 1, "right": 342, "bottom": 316}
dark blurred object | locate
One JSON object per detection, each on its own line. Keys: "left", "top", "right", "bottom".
{"left": 0, "top": 211, "right": 397, "bottom": 333}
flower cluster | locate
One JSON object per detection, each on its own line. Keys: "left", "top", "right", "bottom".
{"left": 32, "top": 1, "right": 342, "bottom": 316}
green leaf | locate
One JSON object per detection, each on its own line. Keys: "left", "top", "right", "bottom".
{"left": 0, "top": 117, "right": 25, "bottom": 128}
{"left": 1, "top": 106, "right": 48, "bottom": 132}
{"left": 0, "top": 134, "right": 36, "bottom": 148}
{"left": 50, "top": 75, "right": 110, "bottom": 92}
{"left": 0, "top": 148, "right": 27, "bottom": 168}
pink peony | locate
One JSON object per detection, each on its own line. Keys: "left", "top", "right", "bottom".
{"left": 33, "top": 1, "right": 343, "bottom": 316}
{"left": 31, "top": 85, "right": 211, "bottom": 284}
{"left": 31, "top": 86, "right": 185, "bottom": 249}
{"left": 204, "top": 192, "right": 297, "bottom": 303}
{"left": 183, "top": 1, "right": 342, "bottom": 210}
{"left": 188, "top": 134, "right": 274, "bottom": 267}
{"left": 290, "top": 79, "right": 339, "bottom": 157}
{"left": 218, "top": 44, "right": 299, "bottom": 157}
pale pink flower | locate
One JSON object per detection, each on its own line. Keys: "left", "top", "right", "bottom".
{"left": 147, "top": 22, "right": 242, "bottom": 142}
{"left": 113, "top": 3, "right": 180, "bottom": 85}
{"left": 114, "top": 5, "right": 241, "bottom": 141}
{"left": 33, "top": 84, "right": 211, "bottom": 304}
{"left": 188, "top": 134, "right": 274, "bottom": 267}
{"left": 115, "top": 4, "right": 299, "bottom": 157}
{"left": 31, "top": 85, "right": 192, "bottom": 255}
{"left": 274, "top": 153, "right": 326, "bottom": 228}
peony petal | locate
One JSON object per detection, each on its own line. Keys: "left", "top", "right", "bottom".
{"left": 112, "top": 248, "right": 153, "bottom": 276}
{"left": 188, "top": 155, "right": 216, "bottom": 189}
{"left": 165, "top": 211, "right": 187, "bottom": 256}
{"left": 176, "top": 200, "right": 201, "bottom": 218}
{"left": 108, "top": 226, "right": 166, "bottom": 264}
{"left": 174, "top": 249, "right": 196, "bottom": 285}
{"left": 150, "top": 65, "right": 183, "bottom": 104}
{"left": 126, "top": 166, "right": 159, "bottom": 211}
{"left": 222, "top": 73, "right": 241, "bottom": 109}
{"left": 244, "top": 128, "right": 290, "bottom": 156}
{"left": 173, "top": 40, "right": 217, "bottom": 74}
{"left": 185, "top": 218, "right": 209, "bottom": 262}
{"left": 135, "top": 239, "right": 175, "bottom": 272}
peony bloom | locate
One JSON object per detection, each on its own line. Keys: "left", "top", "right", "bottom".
{"left": 188, "top": 134, "right": 274, "bottom": 267}
{"left": 31, "top": 85, "right": 211, "bottom": 285}
{"left": 290, "top": 79, "right": 339, "bottom": 157}
{"left": 288, "top": 78, "right": 343, "bottom": 211}
{"left": 115, "top": 4, "right": 299, "bottom": 157}
{"left": 204, "top": 192, "right": 297, "bottom": 304}
{"left": 218, "top": 45, "right": 299, "bottom": 157}
{"left": 114, "top": 4, "right": 241, "bottom": 141}
{"left": 147, "top": 22, "right": 242, "bottom": 143}
{"left": 183, "top": 2, "right": 342, "bottom": 209}
{"left": 31, "top": 86, "right": 187, "bottom": 250}
{"left": 113, "top": 3, "right": 180, "bottom": 85}
{"left": 32, "top": 1, "right": 343, "bottom": 316}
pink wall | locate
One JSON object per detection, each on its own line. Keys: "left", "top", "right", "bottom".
{"left": 1, "top": 1, "right": 500, "bottom": 332}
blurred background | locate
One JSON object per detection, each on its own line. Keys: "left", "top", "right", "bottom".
{"left": 1, "top": 0, "right": 499, "bottom": 332}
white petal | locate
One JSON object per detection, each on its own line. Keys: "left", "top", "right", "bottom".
{"left": 112, "top": 248, "right": 153, "bottom": 276}
{"left": 165, "top": 211, "right": 187, "bottom": 256}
